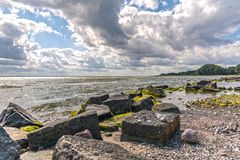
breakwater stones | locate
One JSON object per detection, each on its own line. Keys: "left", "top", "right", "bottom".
{"left": 121, "top": 110, "right": 180, "bottom": 145}
{"left": 103, "top": 95, "right": 132, "bottom": 115}
{"left": 27, "top": 111, "right": 102, "bottom": 151}
{"left": 0, "top": 103, "right": 43, "bottom": 128}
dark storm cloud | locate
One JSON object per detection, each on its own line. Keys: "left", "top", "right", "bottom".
{"left": 12, "top": 0, "right": 129, "bottom": 47}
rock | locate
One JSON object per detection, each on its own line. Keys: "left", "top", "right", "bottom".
{"left": 99, "top": 122, "right": 119, "bottom": 132}
{"left": 0, "top": 126, "right": 21, "bottom": 160}
{"left": 128, "top": 91, "right": 142, "bottom": 99}
{"left": 142, "top": 86, "right": 166, "bottom": 98}
{"left": 27, "top": 111, "right": 102, "bottom": 151}
{"left": 234, "top": 87, "right": 240, "bottom": 91}
{"left": 0, "top": 103, "right": 42, "bottom": 128}
{"left": 121, "top": 110, "right": 180, "bottom": 145}
{"left": 186, "top": 83, "right": 200, "bottom": 91}
{"left": 74, "top": 129, "right": 93, "bottom": 139}
{"left": 202, "top": 88, "right": 219, "bottom": 92}
{"left": 16, "top": 139, "right": 29, "bottom": 150}
{"left": 52, "top": 135, "right": 144, "bottom": 160}
{"left": 181, "top": 129, "right": 198, "bottom": 144}
{"left": 104, "top": 132, "right": 112, "bottom": 137}
{"left": 85, "top": 104, "right": 112, "bottom": 121}
{"left": 155, "top": 85, "right": 169, "bottom": 89}
{"left": 87, "top": 94, "right": 109, "bottom": 105}
{"left": 103, "top": 95, "right": 132, "bottom": 115}
{"left": 153, "top": 103, "right": 181, "bottom": 114}
{"left": 197, "top": 80, "right": 217, "bottom": 89}
{"left": 132, "top": 97, "right": 154, "bottom": 112}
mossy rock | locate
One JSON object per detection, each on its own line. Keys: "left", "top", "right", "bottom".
{"left": 99, "top": 112, "right": 133, "bottom": 131}
{"left": 20, "top": 126, "right": 40, "bottom": 132}
{"left": 142, "top": 88, "right": 166, "bottom": 98}
{"left": 70, "top": 102, "right": 87, "bottom": 117}
{"left": 99, "top": 122, "right": 119, "bottom": 132}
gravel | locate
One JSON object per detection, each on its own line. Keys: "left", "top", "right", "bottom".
{"left": 103, "top": 108, "right": 240, "bottom": 160}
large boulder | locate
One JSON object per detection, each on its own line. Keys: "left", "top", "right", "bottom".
{"left": 132, "top": 97, "right": 154, "bottom": 112}
{"left": 27, "top": 111, "right": 102, "bottom": 151}
{"left": 52, "top": 135, "right": 144, "bottom": 160}
{"left": 87, "top": 94, "right": 109, "bottom": 105}
{"left": 85, "top": 104, "right": 112, "bottom": 121}
{"left": 121, "top": 110, "right": 180, "bottom": 145}
{"left": 0, "top": 126, "right": 21, "bottom": 160}
{"left": 103, "top": 95, "right": 132, "bottom": 115}
{"left": 0, "top": 103, "right": 42, "bottom": 128}
{"left": 153, "top": 103, "right": 181, "bottom": 114}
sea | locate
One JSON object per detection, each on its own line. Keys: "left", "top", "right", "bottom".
{"left": 0, "top": 76, "right": 239, "bottom": 123}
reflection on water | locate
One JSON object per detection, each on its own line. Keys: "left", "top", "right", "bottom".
{"left": 0, "top": 76, "right": 239, "bottom": 123}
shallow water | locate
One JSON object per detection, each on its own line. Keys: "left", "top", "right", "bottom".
{"left": 0, "top": 76, "right": 239, "bottom": 123}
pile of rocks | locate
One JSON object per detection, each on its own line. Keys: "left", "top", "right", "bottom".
{"left": 186, "top": 80, "right": 219, "bottom": 92}
{"left": 0, "top": 88, "right": 185, "bottom": 159}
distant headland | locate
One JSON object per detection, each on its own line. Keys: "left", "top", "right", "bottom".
{"left": 160, "top": 64, "right": 240, "bottom": 76}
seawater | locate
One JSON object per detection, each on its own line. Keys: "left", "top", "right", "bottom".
{"left": 0, "top": 76, "right": 239, "bottom": 123}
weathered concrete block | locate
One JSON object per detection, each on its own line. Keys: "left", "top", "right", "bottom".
{"left": 85, "top": 104, "right": 112, "bottom": 121}
{"left": 27, "top": 111, "right": 102, "bottom": 151}
{"left": 153, "top": 103, "right": 181, "bottom": 114}
{"left": 87, "top": 94, "right": 109, "bottom": 105}
{"left": 132, "top": 97, "right": 154, "bottom": 112}
{"left": 103, "top": 96, "right": 132, "bottom": 115}
{"left": 121, "top": 110, "right": 180, "bottom": 145}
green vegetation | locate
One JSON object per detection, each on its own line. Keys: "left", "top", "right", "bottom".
{"left": 20, "top": 125, "right": 40, "bottom": 132}
{"left": 70, "top": 101, "right": 87, "bottom": 117}
{"left": 160, "top": 64, "right": 240, "bottom": 76}
{"left": 187, "top": 94, "right": 240, "bottom": 110}
{"left": 166, "top": 86, "right": 185, "bottom": 92}
{"left": 99, "top": 112, "right": 132, "bottom": 131}
{"left": 142, "top": 88, "right": 166, "bottom": 98}
{"left": 32, "top": 119, "right": 43, "bottom": 127}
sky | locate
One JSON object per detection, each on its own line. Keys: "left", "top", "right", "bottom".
{"left": 0, "top": 0, "right": 240, "bottom": 76}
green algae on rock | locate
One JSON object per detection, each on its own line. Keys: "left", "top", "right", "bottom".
{"left": 20, "top": 126, "right": 40, "bottom": 132}
{"left": 187, "top": 94, "right": 240, "bottom": 110}
{"left": 99, "top": 112, "right": 133, "bottom": 131}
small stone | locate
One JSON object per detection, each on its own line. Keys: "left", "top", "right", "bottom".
{"left": 181, "top": 129, "right": 198, "bottom": 144}
{"left": 104, "top": 132, "right": 112, "bottom": 137}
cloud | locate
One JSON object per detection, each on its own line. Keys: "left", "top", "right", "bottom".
{"left": 129, "top": 0, "right": 159, "bottom": 10}
{"left": 0, "top": 0, "right": 240, "bottom": 75}
{"left": 10, "top": 0, "right": 128, "bottom": 47}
